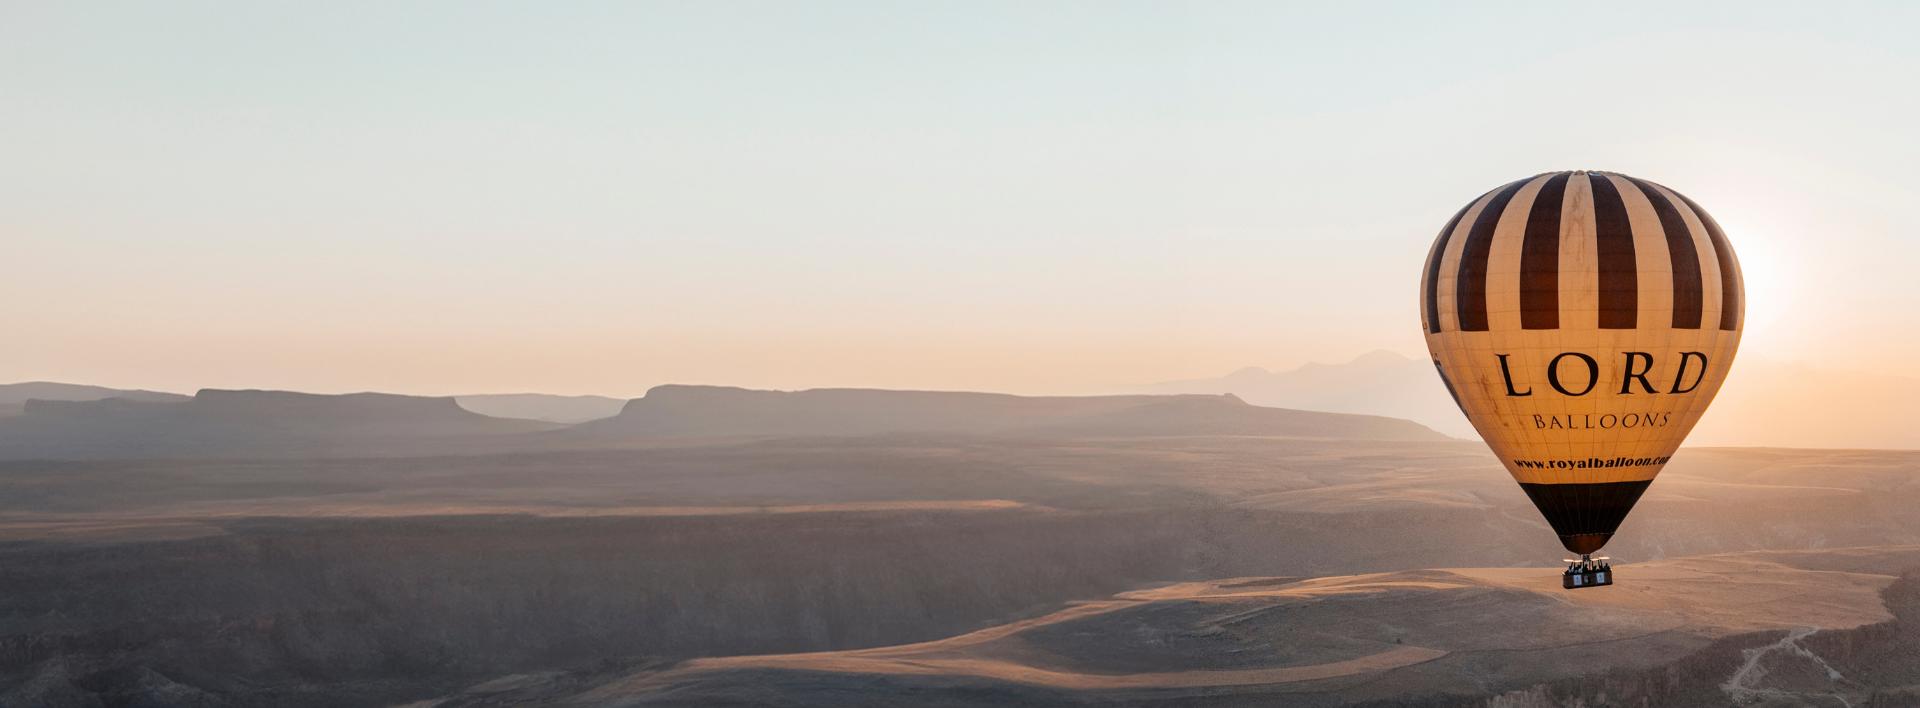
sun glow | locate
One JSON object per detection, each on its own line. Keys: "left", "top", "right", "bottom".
{"left": 1709, "top": 214, "right": 1797, "bottom": 358}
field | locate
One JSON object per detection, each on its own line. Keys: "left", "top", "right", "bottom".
{"left": 2, "top": 432, "right": 1918, "bottom": 705}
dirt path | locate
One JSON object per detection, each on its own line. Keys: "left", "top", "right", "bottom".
{"left": 1720, "top": 627, "right": 1854, "bottom": 707}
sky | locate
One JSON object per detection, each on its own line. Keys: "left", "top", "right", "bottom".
{"left": 4, "top": 1, "right": 1916, "bottom": 397}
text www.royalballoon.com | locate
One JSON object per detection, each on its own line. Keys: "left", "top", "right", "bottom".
{"left": 1511, "top": 455, "right": 1672, "bottom": 470}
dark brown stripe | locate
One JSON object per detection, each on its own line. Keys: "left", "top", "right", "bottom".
{"left": 1518, "top": 480, "right": 1653, "bottom": 554}
{"left": 1433, "top": 360, "right": 1465, "bottom": 415}
{"left": 1519, "top": 173, "right": 1569, "bottom": 329}
{"left": 1423, "top": 201, "right": 1475, "bottom": 333}
{"left": 1589, "top": 175, "right": 1637, "bottom": 329}
{"left": 1668, "top": 189, "right": 1741, "bottom": 331}
{"left": 1624, "top": 177, "right": 1703, "bottom": 329}
{"left": 1454, "top": 178, "right": 1531, "bottom": 332}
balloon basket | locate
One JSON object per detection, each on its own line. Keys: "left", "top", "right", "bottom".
{"left": 1562, "top": 554, "right": 1612, "bottom": 590}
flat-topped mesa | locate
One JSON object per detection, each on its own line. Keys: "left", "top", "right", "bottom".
{"left": 179, "top": 390, "right": 560, "bottom": 440}
{"left": 189, "top": 389, "right": 478, "bottom": 423}
{"left": 585, "top": 385, "right": 1442, "bottom": 441}
{"left": 0, "top": 382, "right": 189, "bottom": 406}
{"left": 0, "top": 388, "right": 556, "bottom": 460}
{"left": 18, "top": 397, "right": 179, "bottom": 418}
{"left": 20, "top": 389, "right": 509, "bottom": 430}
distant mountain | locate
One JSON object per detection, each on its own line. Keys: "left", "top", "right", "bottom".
{"left": 1141, "top": 351, "right": 1475, "bottom": 437}
{"left": 0, "top": 383, "right": 1444, "bottom": 459}
{"left": 1146, "top": 352, "right": 1920, "bottom": 450}
{"left": 0, "top": 382, "right": 188, "bottom": 417}
{"left": 455, "top": 393, "right": 628, "bottom": 424}
{"left": 1686, "top": 360, "right": 1920, "bottom": 450}
{"left": 570, "top": 384, "right": 1447, "bottom": 441}
{"left": 0, "top": 389, "right": 557, "bottom": 459}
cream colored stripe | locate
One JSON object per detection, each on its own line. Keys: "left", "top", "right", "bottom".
{"left": 1729, "top": 242, "right": 1746, "bottom": 327}
{"left": 1602, "top": 174, "right": 1673, "bottom": 329}
{"left": 1483, "top": 174, "right": 1554, "bottom": 332}
{"left": 1420, "top": 218, "right": 1445, "bottom": 332}
{"left": 1646, "top": 182, "right": 1724, "bottom": 329}
{"left": 1558, "top": 174, "right": 1599, "bottom": 331}
{"left": 1433, "top": 188, "right": 1504, "bottom": 333}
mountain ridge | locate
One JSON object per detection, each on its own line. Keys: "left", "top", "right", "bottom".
{"left": 0, "top": 388, "right": 557, "bottom": 459}
{"left": 454, "top": 393, "right": 627, "bottom": 424}
{"left": 1141, "top": 350, "right": 1473, "bottom": 437}
{"left": 0, "top": 382, "right": 189, "bottom": 417}
{"left": 1144, "top": 351, "right": 1920, "bottom": 449}
{"left": 574, "top": 384, "right": 1447, "bottom": 441}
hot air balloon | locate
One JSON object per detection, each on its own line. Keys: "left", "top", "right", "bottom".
{"left": 1419, "top": 170, "right": 1742, "bottom": 589}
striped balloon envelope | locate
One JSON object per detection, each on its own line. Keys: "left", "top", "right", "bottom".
{"left": 1420, "top": 170, "right": 1743, "bottom": 556}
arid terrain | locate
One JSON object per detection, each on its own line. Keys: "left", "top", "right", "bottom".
{"left": 1, "top": 385, "right": 1917, "bottom": 706}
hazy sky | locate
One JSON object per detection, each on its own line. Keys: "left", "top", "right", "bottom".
{"left": 5, "top": 2, "right": 1915, "bottom": 396}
